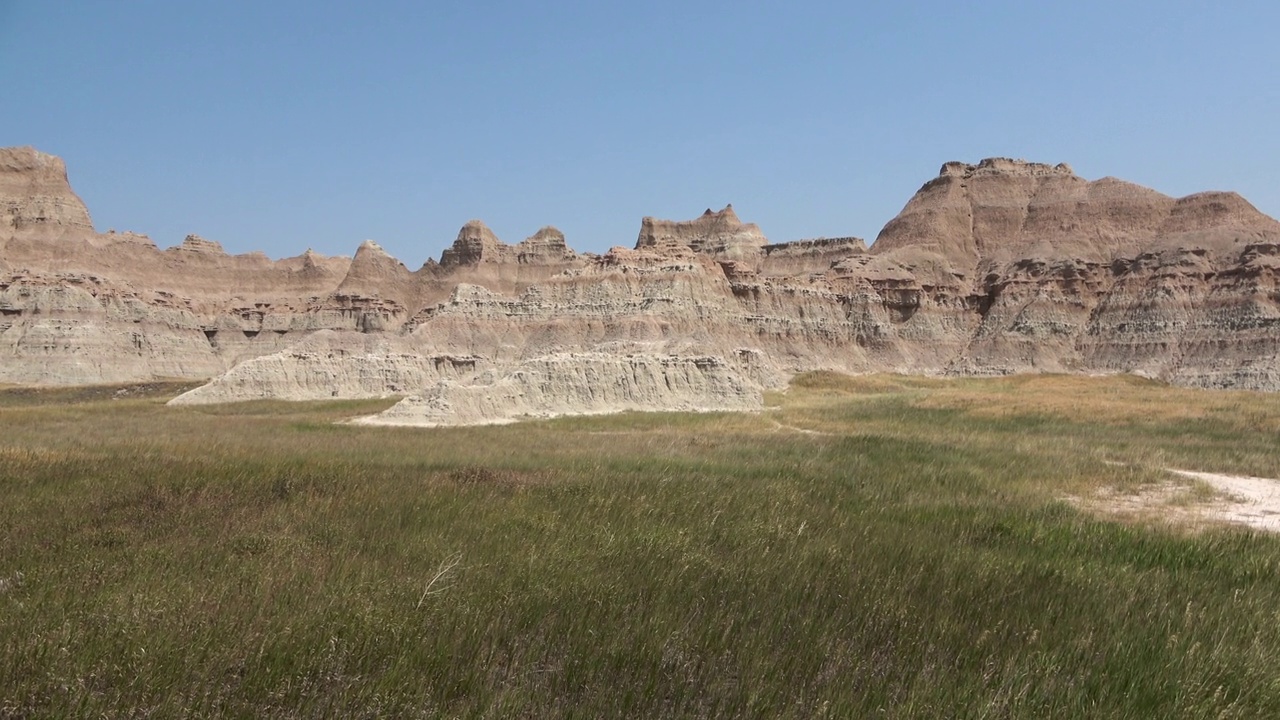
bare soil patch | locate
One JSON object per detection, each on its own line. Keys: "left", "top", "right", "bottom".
{"left": 1166, "top": 469, "right": 1280, "bottom": 532}
{"left": 1076, "top": 469, "right": 1280, "bottom": 533}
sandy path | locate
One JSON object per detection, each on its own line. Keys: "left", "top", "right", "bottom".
{"left": 1166, "top": 469, "right": 1280, "bottom": 532}
{"left": 768, "top": 418, "right": 836, "bottom": 436}
{"left": 1072, "top": 466, "right": 1280, "bottom": 533}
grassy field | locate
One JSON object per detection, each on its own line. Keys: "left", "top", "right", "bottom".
{"left": 2, "top": 374, "right": 1280, "bottom": 717}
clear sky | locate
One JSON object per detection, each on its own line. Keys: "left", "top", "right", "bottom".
{"left": 3, "top": 1, "right": 1277, "bottom": 264}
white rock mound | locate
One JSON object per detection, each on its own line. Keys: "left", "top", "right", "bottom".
{"left": 168, "top": 332, "right": 484, "bottom": 405}
{"left": 355, "top": 352, "right": 761, "bottom": 427}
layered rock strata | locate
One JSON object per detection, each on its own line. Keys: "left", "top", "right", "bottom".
{"left": 355, "top": 353, "right": 761, "bottom": 427}
{"left": 4, "top": 145, "right": 1279, "bottom": 424}
{"left": 167, "top": 332, "right": 485, "bottom": 405}
{"left": 886, "top": 159, "right": 1280, "bottom": 387}
{"left": 1, "top": 147, "right": 94, "bottom": 238}
{"left": 636, "top": 205, "right": 767, "bottom": 263}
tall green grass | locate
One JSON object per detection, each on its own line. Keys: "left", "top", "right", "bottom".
{"left": 2, "top": 375, "right": 1279, "bottom": 717}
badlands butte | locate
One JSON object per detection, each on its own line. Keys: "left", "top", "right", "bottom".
{"left": 3, "top": 146, "right": 1279, "bottom": 425}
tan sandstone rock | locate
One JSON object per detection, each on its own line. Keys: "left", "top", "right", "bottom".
{"left": 1, "top": 146, "right": 94, "bottom": 241}
{"left": 635, "top": 205, "right": 768, "bottom": 263}
{"left": 5, "top": 147, "right": 1280, "bottom": 425}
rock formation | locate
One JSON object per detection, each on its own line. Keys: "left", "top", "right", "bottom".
{"left": 875, "top": 159, "right": 1280, "bottom": 386}
{"left": 167, "top": 331, "right": 486, "bottom": 405}
{"left": 1, "top": 147, "right": 94, "bottom": 239}
{"left": 3, "top": 146, "right": 1279, "bottom": 424}
{"left": 636, "top": 205, "right": 768, "bottom": 263}
{"left": 355, "top": 353, "right": 760, "bottom": 427}
{"left": 0, "top": 147, "right": 357, "bottom": 384}
{"left": 760, "top": 237, "right": 867, "bottom": 277}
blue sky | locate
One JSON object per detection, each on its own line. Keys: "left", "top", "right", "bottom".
{"left": 2, "top": 1, "right": 1277, "bottom": 263}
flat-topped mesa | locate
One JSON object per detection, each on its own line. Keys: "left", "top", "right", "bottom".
{"left": 635, "top": 205, "right": 768, "bottom": 262}
{"left": 170, "top": 234, "right": 227, "bottom": 255}
{"left": 439, "top": 220, "right": 514, "bottom": 266}
{"left": 940, "top": 157, "right": 1075, "bottom": 179}
{"left": 0, "top": 146, "right": 95, "bottom": 237}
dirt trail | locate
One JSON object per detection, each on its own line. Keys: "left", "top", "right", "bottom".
{"left": 768, "top": 418, "right": 836, "bottom": 436}
{"left": 1165, "top": 469, "right": 1280, "bottom": 532}
{"left": 1073, "top": 466, "right": 1280, "bottom": 533}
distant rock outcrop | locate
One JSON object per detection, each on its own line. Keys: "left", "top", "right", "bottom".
{"left": 635, "top": 205, "right": 768, "bottom": 263}
{"left": 516, "top": 226, "right": 576, "bottom": 264}
{"left": 172, "top": 234, "right": 227, "bottom": 256}
{"left": 439, "top": 220, "right": 508, "bottom": 266}
{"left": 0, "top": 146, "right": 94, "bottom": 239}
{"left": 4, "top": 147, "right": 1280, "bottom": 424}
{"left": 760, "top": 237, "right": 868, "bottom": 277}
{"left": 868, "top": 158, "right": 1280, "bottom": 387}
{"left": 873, "top": 158, "right": 1273, "bottom": 273}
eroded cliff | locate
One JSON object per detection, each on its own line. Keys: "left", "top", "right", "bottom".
{"left": 4, "top": 147, "right": 1278, "bottom": 424}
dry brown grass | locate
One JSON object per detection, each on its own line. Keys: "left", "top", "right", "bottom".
{"left": 911, "top": 373, "right": 1280, "bottom": 429}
